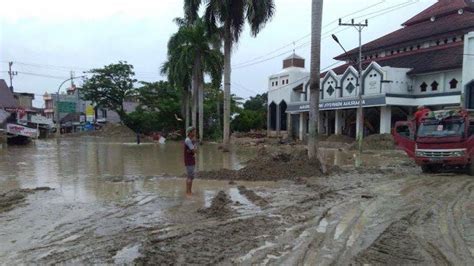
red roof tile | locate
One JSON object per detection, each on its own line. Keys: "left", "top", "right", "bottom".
{"left": 335, "top": 10, "right": 474, "bottom": 60}
{"left": 403, "top": 0, "right": 473, "bottom": 26}
{"left": 327, "top": 44, "right": 463, "bottom": 76}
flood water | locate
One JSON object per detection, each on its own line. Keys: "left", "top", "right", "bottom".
{"left": 0, "top": 137, "right": 257, "bottom": 195}
{"left": 0, "top": 136, "right": 270, "bottom": 263}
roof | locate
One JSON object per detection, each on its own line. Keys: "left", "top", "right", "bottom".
{"left": 403, "top": 0, "right": 474, "bottom": 26}
{"left": 327, "top": 43, "right": 463, "bottom": 76}
{"left": 284, "top": 53, "right": 304, "bottom": 60}
{"left": 0, "top": 79, "right": 18, "bottom": 108}
{"left": 335, "top": 3, "right": 474, "bottom": 60}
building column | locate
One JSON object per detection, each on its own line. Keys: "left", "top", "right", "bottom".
{"left": 356, "top": 108, "right": 363, "bottom": 138}
{"left": 335, "top": 110, "right": 343, "bottom": 135}
{"left": 380, "top": 106, "right": 392, "bottom": 134}
{"left": 267, "top": 105, "right": 271, "bottom": 136}
{"left": 299, "top": 113, "right": 304, "bottom": 141}
{"left": 276, "top": 104, "right": 281, "bottom": 136}
{"left": 287, "top": 114, "right": 293, "bottom": 139}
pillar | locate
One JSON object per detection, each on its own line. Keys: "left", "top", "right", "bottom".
{"left": 267, "top": 105, "right": 271, "bottom": 136}
{"left": 276, "top": 104, "right": 281, "bottom": 136}
{"left": 380, "top": 106, "right": 392, "bottom": 134}
{"left": 335, "top": 110, "right": 343, "bottom": 135}
{"left": 356, "top": 108, "right": 363, "bottom": 138}
{"left": 299, "top": 113, "right": 305, "bottom": 141}
{"left": 287, "top": 114, "right": 293, "bottom": 139}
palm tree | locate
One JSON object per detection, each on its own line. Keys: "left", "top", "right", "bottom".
{"left": 184, "top": 0, "right": 275, "bottom": 149}
{"left": 308, "top": 0, "right": 324, "bottom": 171}
{"left": 162, "top": 17, "right": 223, "bottom": 141}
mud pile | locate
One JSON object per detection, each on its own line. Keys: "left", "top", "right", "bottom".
{"left": 351, "top": 134, "right": 395, "bottom": 150}
{"left": 237, "top": 186, "right": 268, "bottom": 207}
{"left": 198, "top": 150, "right": 322, "bottom": 181}
{"left": 0, "top": 187, "right": 52, "bottom": 213}
{"left": 198, "top": 191, "right": 234, "bottom": 218}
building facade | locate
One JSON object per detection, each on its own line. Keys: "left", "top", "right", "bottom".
{"left": 267, "top": 0, "right": 474, "bottom": 141}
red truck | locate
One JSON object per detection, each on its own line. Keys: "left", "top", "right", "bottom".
{"left": 393, "top": 108, "right": 474, "bottom": 175}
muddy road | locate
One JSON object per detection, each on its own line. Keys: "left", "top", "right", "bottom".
{"left": 0, "top": 138, "right": 473, "bottom": 264}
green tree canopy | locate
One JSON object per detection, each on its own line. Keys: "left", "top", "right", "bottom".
{"left": 81, "top": 62, "right": 137, "bottom": 121}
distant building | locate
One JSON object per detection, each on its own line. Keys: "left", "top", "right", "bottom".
{"left": 0, "top": 79, "right": 18, "bottom": 110}
{"left": 268, "top": 0, "right": 474, "bottom": 140}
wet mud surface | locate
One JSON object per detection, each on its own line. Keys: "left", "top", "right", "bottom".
{"left": 0, "top": 187, "right": 52, "bottom": 213}
{"left": 1, "top": 138, "right": 473, "bottom": 264}
{"left": 198, "top": 150, "right": 322, "bottom": 181}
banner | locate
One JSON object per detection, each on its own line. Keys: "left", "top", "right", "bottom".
{"left": 6, "top": 124, "right": 38, "bottom": 138}
{"left": 57, "top": 101, "right": 76, "bottom": 113}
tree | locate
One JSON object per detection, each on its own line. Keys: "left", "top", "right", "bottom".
{"left": 81, "top": 62, "right": 137, "bottom": 122}
{"left": 185, "top": 0, "right": 275, "bottom": 149}
{"left": 125, "top": 81, "right": 183, "bottom": 134}
{"left": 162, "top": 17, "right": 223, "bottom": 142}
{"left": 232, "top": 93, "right": 267, "bottom": 132}
{"left": 308, "top": 0, "right": 325, "bottom": 172}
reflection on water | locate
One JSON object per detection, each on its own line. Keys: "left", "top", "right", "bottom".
{"left": 0, "top": 137, "right": 257, "bottom": 201}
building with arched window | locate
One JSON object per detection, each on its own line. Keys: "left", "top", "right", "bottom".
{"left": 267, "top": 0, "right": 474, "bottom": 141}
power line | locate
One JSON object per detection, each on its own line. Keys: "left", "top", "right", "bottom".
{"left": 232, "top": 0, "right": 387, "bottom": 68}
{"left": 233, "top": 0, "right": 420, "bottom": 70}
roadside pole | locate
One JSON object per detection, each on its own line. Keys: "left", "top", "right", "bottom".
{"left": 337, "top": 19, "right": 368, "bottom": 167}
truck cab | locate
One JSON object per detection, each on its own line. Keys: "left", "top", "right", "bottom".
{"left": 393, "top": 108, "right": 474, "bottom": 175}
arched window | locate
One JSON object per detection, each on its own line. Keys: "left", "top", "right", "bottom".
{"left": 420, "top": 82, "right": 428, "bottom": 92}
{"left": 450, "top": 79, "right": 458, "bottom": 89}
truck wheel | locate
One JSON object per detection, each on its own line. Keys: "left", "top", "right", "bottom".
{"left": 468, "top": 161, "right": 474, "bottom": 176}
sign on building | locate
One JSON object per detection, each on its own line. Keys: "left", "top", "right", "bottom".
{"left": 6, "top": 124, "right": 38, "bottom": 138}
{"left": 57, "top": 101, "right": 76, "bottom": 113}
{"left": 86, "top": 105, "right": 95, "bottom": 122}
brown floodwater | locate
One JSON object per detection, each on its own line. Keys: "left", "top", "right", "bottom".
{"left": 0, "top": 137, "right": 258, "bottom": 195}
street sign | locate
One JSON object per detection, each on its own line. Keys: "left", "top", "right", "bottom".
{"left": 57, "top": 101, "right": 76, "bottom": 113}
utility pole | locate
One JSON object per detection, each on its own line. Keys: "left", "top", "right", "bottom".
{"left": 8, "top": 62, "right": 18, "bottom": 92}
{"left": 338, "top": 18, "right": 368, "bottom": 165}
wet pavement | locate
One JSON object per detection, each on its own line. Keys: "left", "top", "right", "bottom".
{"left": 0, "top": 136, "right": 473, "bottom": 264}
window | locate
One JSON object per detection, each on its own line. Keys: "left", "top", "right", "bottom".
{"left": 276, "top": 81, "right": 278, "bottom": 86}
{"left": 431, "top": 81, "right": 439, "bottom": 91}
{"left": 346, "top": 82, "right": 355, "bottom": 94}
{"left": 286, "top": 79, "right": 289, "bottom": 84}
{"left": 420, "top": 82, "right": 428, "bottom": 92}
{"left": 450, "top": 79, "right": 458, "bottom": 89}
{"left": 326, "top": 85, "right": 335, "bottom": 96}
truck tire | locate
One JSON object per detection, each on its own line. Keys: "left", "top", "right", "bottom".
{"left": 468, "top": 161, "right": 474, "bottom": 176}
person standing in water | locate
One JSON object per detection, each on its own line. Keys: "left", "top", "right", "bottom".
{"left": 184, "top": 127, "right": 197, "bottom": 195}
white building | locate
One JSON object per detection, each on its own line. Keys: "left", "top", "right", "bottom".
{"left": 267, "top": 0, "right": 474, "bottom": 141}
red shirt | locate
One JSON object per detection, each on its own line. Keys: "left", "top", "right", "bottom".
{"left": 184, "top": 138, "right": 195, "bottom": 166}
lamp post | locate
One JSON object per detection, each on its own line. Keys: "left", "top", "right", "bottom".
{"left": 332, "top": 21, "right": 368, "bottom": 166}
{"left": 55, "top": 76, "right": 86, "bottom": 137}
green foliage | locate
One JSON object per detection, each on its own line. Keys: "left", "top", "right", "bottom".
{"left": 232, "top": 93, "right": 268, "bottom": 132}
{"left": 125, "top": 81, "right": 184, "bottom": 134}
{"left": 81, "top": 62, "right": 137, "bottom": 120}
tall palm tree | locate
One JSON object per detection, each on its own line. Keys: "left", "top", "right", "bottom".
{"left": 184, "top": 0, "right": 275, "bottom": 149}
{"left": 162, "top": 17, "right": 223, "bottom": 141}
{"left": 308, "top": 0, "right": 324, "bottom": 169}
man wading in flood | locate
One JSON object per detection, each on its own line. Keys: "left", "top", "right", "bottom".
{"left": 184, "top": 127, "right": 197, "bottom": 195}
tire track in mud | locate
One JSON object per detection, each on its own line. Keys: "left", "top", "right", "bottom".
{"left": 351, "top": 175, "right": 474, "bottom": 265}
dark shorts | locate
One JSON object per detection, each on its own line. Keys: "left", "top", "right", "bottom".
{"left": 186, "top": 165, "right": 195, "bottom": 180}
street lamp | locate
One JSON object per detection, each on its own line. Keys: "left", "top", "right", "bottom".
{"left": 332, "top": 32, "right": 365, "bottom": 165}
{"left": 55, "top": 76, "right": 86, "bottom": 137}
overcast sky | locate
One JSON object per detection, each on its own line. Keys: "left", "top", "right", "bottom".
{"left": 0, "top": 0, "right": 436, "bottom": 107}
